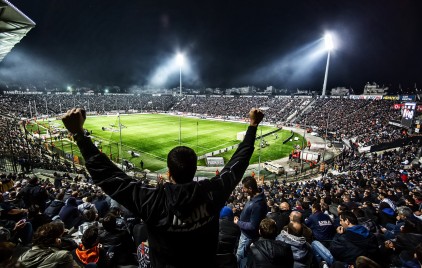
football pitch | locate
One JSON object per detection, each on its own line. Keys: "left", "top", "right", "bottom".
{"left": 51, "top": 114, "right": 305, "bottom": 172}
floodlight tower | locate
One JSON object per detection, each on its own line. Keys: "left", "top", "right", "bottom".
{"left": 176, "top": 53, "right": 184, "bottom": 95}
{"left": 176, "top": 53, "right": 184, "bottom": 145}
{"left": 322, "top": 33, "right": 334, "bottom": 96}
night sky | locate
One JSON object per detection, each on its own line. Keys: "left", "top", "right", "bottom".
{"left": 1, "top": 0, "right": 421, "bottom": 93}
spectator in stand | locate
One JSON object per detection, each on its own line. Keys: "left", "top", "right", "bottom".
{"left": 61, "top": 107, "right": 264, "bottom": 268}
{"left": 234, "top": 176, "right": 268, "bottom": 268}
{"left": 18, "top": 221, "right": 80, "bottom": 268}
{"left": 53, "top": 172, "right": 63, "bottom": 189}
{"left": 377, "top": 191, "right": 397, "bottom": 227}
{"left": 305, "top": 203, "right": 335, "bottom": 247}
{"left": 286, "top": 211, "right": 313, "bottom": 244}
{"left": 0, "top": 207, "right": 33, "bottom": 246}
{"left": 27, "top": 204, "right": 51, "bottom": 233}
{"left": 72, "top": 225, "right": 107, "bottom": 268}
{"left": 311, "top": 211, "right": 380, "bottom": 267}
{"left": 93, "top": 191, "right": 110, "bottom": 218}
{"left": 217, "top": 206, "right": 240, "bottom": 255}
{"left": 78, "top": 196, "right": 98, "bottom": 215}
{"left": 98, "top": 213, "right": 137, "bottom": 267}
{"left": 44, "top": 192, "right": 66, "bottom": 219}
{"left": 17, "top": 176, "right": 49, "bottom": 211}
{"left": 277, "top": 221, "right": 313, "bottom": 268}
{"left": 58, "top": 197, "right": 81, "bottom": 229}
{"left": 246, "top": 218, "right": 293, "bottom": 268}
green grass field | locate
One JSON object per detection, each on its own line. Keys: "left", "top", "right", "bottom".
{"left": 47, "top": 114, "right": 305, "bottom": 172}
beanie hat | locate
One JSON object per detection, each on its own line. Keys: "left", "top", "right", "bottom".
{"left": 220, "top": 206, "right": 234, "bottom": 221}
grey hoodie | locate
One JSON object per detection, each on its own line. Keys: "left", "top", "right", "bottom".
{"left": 276, "top": 230, "right": 312, "bottom": 268}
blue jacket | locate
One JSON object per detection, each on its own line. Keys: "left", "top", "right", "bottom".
{"left": 238, "top": 191, "right": 268, "bottom": 240}
{"left": 305, "top": 211, "right": 335, "bottom": 241}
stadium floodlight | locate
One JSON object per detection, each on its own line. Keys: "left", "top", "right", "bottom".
{"left": 322, "top": 33, "right": 334, "bottom": 96}
{"left": 324, "top": 33, "right": 334, "bottom": 51}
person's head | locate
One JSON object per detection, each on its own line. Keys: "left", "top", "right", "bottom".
{"left": 289, "top": 211, "right": 302, "bottom": 223}
{"left": 33, "top": 222, "right": 65, "bottom": 248}
{"left": 167, "top": 146, "right": 197, "bottom": 184}
{"left": 396, "top": 206, "right": 413, "bottom": 220}
{"left": 29, "top": 176, "right": 38, "bottom": 185}
{"left": 242, "top": 176, "right": 258, "bottom": 196}
{"left": 287, "top": 221, "right": 303, "bottom": 237}
{"left": 280, "top": 202, "right": 290, "bottom": 211}
{"left": 352, "top": 208, "right": 365, "bottom": 218}
{"left": 82, "top": 195, "right": 92, "bottom": 203}
{"left": 337, "top": 204, "right": 348, "bottom": 214}
{"left": 342, "top": 194, "right": 351, "bottom": 203}
{"left": 312, "top": 203, "right": 321, "bottom": 213}
{"left": 81, "top": 226, "right": 99, "bottom": 249}
{"left": 83, "top": 209, "right": 97, "bottom": 222}
{"left": 66, "top": 197, "right": 77, "bottom": 206}
{"left": 101, "top": 213, "right": 117, "bottom": 232}
{"left": 259, "top": 218, "right": 278, "bottom": 240}
{"left": 219, "top": 206, "right": 234, "bottom": 221}
{"left": 415, "top": 243, "right": 422, "bottom": 264}
{"left": 339, "top": 211, "right": 358, "bottom": 228}
{"left": 56, "top": 192, "right": 65, "bottom": 201}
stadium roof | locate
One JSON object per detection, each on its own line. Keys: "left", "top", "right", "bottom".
{"left": 0, "top": 0, "right": 35, "bottom": 62}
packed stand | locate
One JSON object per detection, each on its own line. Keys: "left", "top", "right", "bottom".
{"left": 296, "top": 98, "right": 404, "bottom": 147}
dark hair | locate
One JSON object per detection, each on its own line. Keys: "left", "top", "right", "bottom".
{"left": 312, "top": 203, "right": 321, "bottom": 211}
{"left": 83, "top": 209, "right": 97, "bottom": 222}
{"left": 259, "top": 218, "right": 278, "bottom": 239}
{"left": 167, "top": 146, "right": 197, "bottom": 184}
{"left": 340, "top": 211, "right": 358, "bottom": 225}
{"left": 29, "top": 176, "right": 38, "bottom": 185}
{"left": 338, "top": 204, "right": 348, "bottom": 212}
{"left": 81, "top": 226, "right": 99, "bottom": 249}
{"left": 101, "top": 213, "right": 117, "bottom": 232}
{"left": 242, "top": 176, "right": 258, "bottom": 193}
{"left": 415, "top": 243, "right": 422, "bottom": 263}
{"left": 352, "top": 208, "right": 365, "bottom": 218}
{"left": 56, "top": 192, "right": 65, "bottom": 200}
{"left": 33, "top": 222, "right": 64, "bottom": 248}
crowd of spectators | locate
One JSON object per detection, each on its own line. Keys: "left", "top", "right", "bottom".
{"left": 1, "top": 94, "right": 411, "bottom": 150}
{"left": 295, "top": 98, "right": 404, "bottom": 147}
{"left": 1, "top": 93, "right": 422, "bottom": 267}
{"left": 0, "top": 141, "right": 420, "bottom": 267}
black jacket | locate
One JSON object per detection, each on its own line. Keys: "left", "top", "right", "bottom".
{"left": 44, "top": 200, "right": 65, "bottom": 219}
{"left": 247, "top": 238, "right": 294, "bottom": 268}
{"left": 218, "top": 218, "right": 241, "bottom": 254}
{"left": 18, "top": 183, "right": 48, "bottom": 210}
{"left": 77, "top": 126, "right": 257, "bottom": 268}
{"left": 329, "top": 225, "right": 379, "bottom": 265}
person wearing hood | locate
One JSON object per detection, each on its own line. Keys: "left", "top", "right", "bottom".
{"left": 44, "top": 192, "right": 66, "bottom": 219}
{"left": 277, "top": 221, "right": 313, "bottom": 268}
{"left": 59, "top": 197, "right": 81, "bottom": 229}
{"left": 61, "top": 107, "right": 264, "bottom": 268}
{"left": 218, "top": 206, "right": 240, "bottom": 254}
{"left": 72, "top": 225, "right": 107, "bottom": 268}
{"left": 311, "top": 211, "right": 380, "bottom": 267}
{"left": 246, "top": 218, "right": 293, "bottom": 268}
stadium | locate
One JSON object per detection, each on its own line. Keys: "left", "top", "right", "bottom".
{"left": 0, "top": 1, "right": 421, "bottom": 268}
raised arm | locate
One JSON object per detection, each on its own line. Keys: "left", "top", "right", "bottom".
{"left": 213, "top": 108, "right": 264, "bottom": 201}
{"left": 61, "top": 108, "right": 152, "bottom": 215}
